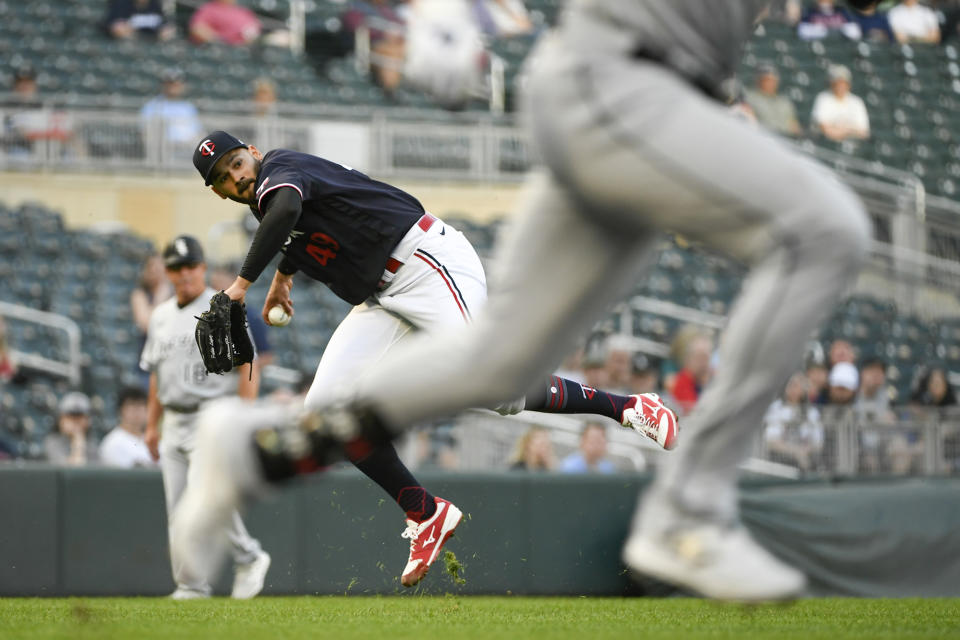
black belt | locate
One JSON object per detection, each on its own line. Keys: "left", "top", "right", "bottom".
{"left": 165, "top": 404, "right": 200, "bottom": 414}
{"left": 631, "top": 47, "right": 726, "bottom": 102}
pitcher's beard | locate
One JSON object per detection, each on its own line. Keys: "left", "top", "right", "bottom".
{"left": 227, "top": 158, "right": 262, "bottom": 205}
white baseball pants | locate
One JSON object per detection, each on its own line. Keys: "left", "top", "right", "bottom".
{"left": 302, "top": 218, "right": 488, "bottom": 410}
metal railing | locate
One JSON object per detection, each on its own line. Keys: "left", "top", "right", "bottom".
{"left": 1, "top": 105, "right": 948, "bottom": 192}
{"left": 0, "top": 302, "right": 81, "bottom": 386}
{"left": 753, "top": 407, "right": 960, "bottom": 477}
{"left": 404, "top": 407, "right": 960, "bottom": 478}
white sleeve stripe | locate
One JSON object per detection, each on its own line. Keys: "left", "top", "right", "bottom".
{"left": 257, "top": 183, "right": 303, "bottom": 210}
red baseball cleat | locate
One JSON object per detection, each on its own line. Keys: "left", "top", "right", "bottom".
{"left": 400, "top": 497, "right": 463, "bottom": 587}
{"left": 621, "top": 393, "right": 680, "bottom": 450}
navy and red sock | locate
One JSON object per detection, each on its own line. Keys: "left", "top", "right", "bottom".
{"left": 350, "top": 443, "right": 437, "bottom": 522}
{"left": 525, "top": 375, "right": 632, "bottom": 422}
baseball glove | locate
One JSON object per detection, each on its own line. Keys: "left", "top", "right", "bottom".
{"left": 194, "top": 291, "right": 255, "bottom": 375}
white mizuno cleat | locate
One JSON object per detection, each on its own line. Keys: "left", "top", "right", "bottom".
{"left": 621, "top": 393, "right": 680, "bottom": 450}
{"left": 623, "top": 521, "right": 807, "bottom": 602}
{"left": 232, "top": 550, "right": 271, "bottom": 599}
{"left": 170, "top": 399, "right": 279, "bottom": 594}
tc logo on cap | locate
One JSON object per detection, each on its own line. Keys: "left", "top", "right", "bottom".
{"left": 194, "top": 130, "right": 247, "bottom": 185}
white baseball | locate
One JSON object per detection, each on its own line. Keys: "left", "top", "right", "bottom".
{"left": 268, "top": 305, "right": 291, "bottom": 327}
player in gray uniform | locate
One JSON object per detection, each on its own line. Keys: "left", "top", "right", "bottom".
{"left": 174, "top": 0, "right": 876, "bottom": 602}
{"left": 142, "top": 235, "right": 271, "bottom": 599}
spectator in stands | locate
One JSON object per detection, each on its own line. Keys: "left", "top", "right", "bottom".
{"left": 251, "top": 78, "right": 278, "bottom": 118}
{"left": 6, "top": 66, "right": 40, "bottom": 107}
{"left": 131, "top": 253, "right": 173, "bottom": 338}
{"left": 189, "top": 0, "right": 262, "bottom": 46}
{"left": 603, "top": 334, "right": 634, "bottom": 393}
{"left": 44, "top": 392, "right": 98, "bottom": 466}
{"left": 131, "top": 253, "right": 173, "bottom": 386}
{"left": 767, "top": 0, "right": 803, "bottom": 25}
{"left": 508, "top": 426, "right": 555, "bottom": 471}
{"left": 210, "top": 266, "right": 274, "bottom": 368}
{"left": 763, "top": 372, "right": 825, "bottom": 472}
{"left": 855, "top": 356, "right": 895, "bottom": 422}
{"left": 99, "top": 387, "right": 155, "bottom": 468}
{"left": 1, "top": 67, "right": 37, "bottom": 155}
{"left": 472, "top": 0, "right": 534, "bottom": 39}
{"left": 2, "top": 66, "right": 74, "bottom": 157}
{"left": 0, "top": 316, "right": 18, "bottom": 385}
{"left": 406, "top": 421, "right": 460, "bottom": 471}
{"left": 824, "top": 361, "right": 870, "bottom": 468}
{"left": 580, "top": 343, "right": 610, "bottom": 390}
{"left": 342, "top": 0, "right": 406, "bottom": 94}
{"left": 798, "top": 0, "right": 862, "bottom": 40}
{"left": 140, "top": 68, "right": 204, "bottom": 147}
{"left": 745, "top": 63, "right": 803, "bottom": 138}
{"left": 582, "top": 360, "right": 609, "bottom": 390}
{"left": 911, "top": 367, "right": 957, "bottom": 407}
{"left": 669, "top": 331, "right": 714, "bottom": 415}
{"left": 554, "top": 346, "right": 586, "bottom": 384}
{"left": 889, "top": 0, "right": 941, "bottom": 44}
{"left": 106, "top": 0, "right": 176, "bottom": 42}
{"left": 663, "top": 324, "right": 700, "bottom": 393}
{"left": 827, "top": 361, "right": 859, "bottom": 405}
{"left": 849, "top": 1, "right": 898, "bottom": 42}
{"left": 853, "top": 356, "right": 897, "bottom": 472}
{"left": 811, "top": 65, "right": 870, "bottom": 142}
{"left": 909, "top": 366, "right": 959, "bottom": 473}
{"left": 828, "top": 338, "right": 857, "bottom": 367}
{"left": 560, "top": 422, "right": 617, "bottom": 474}
{"left": 823, "top": 358, "right": 887, "bottom": 472}
{"left": 629, "top": 353, "right": 661, "bottom": 395}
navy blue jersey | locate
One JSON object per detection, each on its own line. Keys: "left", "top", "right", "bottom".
{"left": 252, "top": 149, "right": 425, "bottom": 304}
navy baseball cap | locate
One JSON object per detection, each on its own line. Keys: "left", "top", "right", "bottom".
{"left": 162, "top": 235, "right": 205, "bottom": 268}
{"left": 193, "top": 130, "right": 247, "bottom": 186}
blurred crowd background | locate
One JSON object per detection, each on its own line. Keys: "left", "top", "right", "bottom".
{"left": 1, "top": 0, "right": 959, "bottom": 480}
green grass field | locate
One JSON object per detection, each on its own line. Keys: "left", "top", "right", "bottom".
{"left": 1, "top": 597, "right": 958, "bottom": 640}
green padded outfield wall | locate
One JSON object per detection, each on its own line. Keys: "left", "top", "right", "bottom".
{"left": 1, "top": 467, "right": 958, "bottom": 597}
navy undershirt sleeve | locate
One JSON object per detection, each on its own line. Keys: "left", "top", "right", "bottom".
{"left": 277, "top": 255, "right": 299, "bottom": 276}
{"left": 239, "top": 187, "right": 302, "bottom": 283}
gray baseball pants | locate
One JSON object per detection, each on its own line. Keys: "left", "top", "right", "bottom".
{"left": 355, "top": 32, "right": 871, "bottom": 525}
{"left": 161, "top": 411, "right": 262, "bottom": 593}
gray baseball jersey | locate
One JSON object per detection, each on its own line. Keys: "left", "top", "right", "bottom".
{"left": 141, "top": 287, "right": 243, "bottom": 408}
{"left": 563, "top": 0, "right": 771, "bottom": 97}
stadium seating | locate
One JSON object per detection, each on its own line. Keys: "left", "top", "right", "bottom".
{"left": 5, "top": 2, "right": 960, "bottom": 197}
{"left": 0, "top": 200, "right": 358, "bottom": 456}
{"left": 1, "top": 199, "right": 958, "bottom": 456}
{"left": 5, "top": 3, "right": 960, "bottom": 456}
{"left": 742, "top": 23, "right": 960, "bottom": 197}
